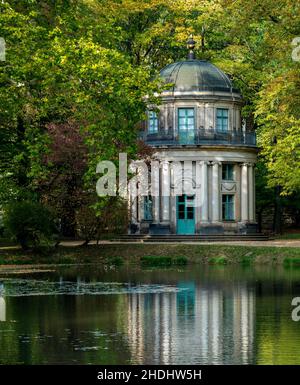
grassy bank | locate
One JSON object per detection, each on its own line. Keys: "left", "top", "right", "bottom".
{"left": 0, "top": 243, "right": 300, "bottom": 267}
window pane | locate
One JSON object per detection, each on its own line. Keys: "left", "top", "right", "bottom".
{"left": 222, "top": 164, "right": 234, "bottom": 180}
{"left": 216, "top": 109, "right": 228, "bottom": 132}
{"left": 178, "top": 205, "right": 185, "bottom": 219}
{"left": 222, "top": 195, "right": 234, "bottom": 220}
{"left": 178, "top": 195, "right": 185, "bottom": 203}
{"left": 144, "top": 196, "right": 153, "bottom": 220}
{"left": 148, "top": 111, "right": 158, "bottom": 133}
{"left": 222, "top": 203, "right": 226, "bottom": 219}
{"left": 228, "top": 201, "right": 234, "bottom": 220}
{"left": 222, "top": 166, "right": 226, "bottom": 180}
{"left": 187, "top": 206, "right": 194, "bottom": 219}
{"left": 178, "top": 109, "right": 194, "bottom": 129}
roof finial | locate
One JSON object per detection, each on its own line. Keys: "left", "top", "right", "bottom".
{"left": 187, "top": 34, "right": 196, "bottom": 60}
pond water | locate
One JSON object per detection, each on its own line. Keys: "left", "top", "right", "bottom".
{"left": 0, "top": 264, "right": 300, "bottom": 365}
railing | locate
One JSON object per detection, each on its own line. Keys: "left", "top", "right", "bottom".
{"left": 139, "top": 129, "right": 256, "bottom": 147}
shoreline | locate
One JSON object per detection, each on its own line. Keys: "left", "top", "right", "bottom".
{"left": 0, "top": 243, "right": 300, "bottom": 273}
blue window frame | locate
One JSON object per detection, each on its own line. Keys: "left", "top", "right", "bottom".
{"left": 148, "top": 111, "right": 158, "bottom": 133}
{"left": 144, "top": 196, "right": 153, "bottom": 221}
{"left": 216, "top": 108, "right": 229, "bottom": 132}
{"left": 178, "top": 108, "right": 195, "bottom": 131}
{"left": 222, "top": 194, "right": 234, "bottom": 221}
{"left": 222, "top": 164, "right": 234, "bottom": 180}
{"left": 178, "top": 108, "right": 195, "bottom": 144}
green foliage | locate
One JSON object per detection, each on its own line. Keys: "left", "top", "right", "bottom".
{"left": 107, "top": 256, "right": 124, "bottom": 266}
{"left": 174, "top": 256, "right": 188, "bottom": 265}
{"left": 141, "top": 255, "right": 172, "bottom": 266}
{"left": 212, "top": 0, "right": 300, "bottom": 194}
{"left": 140, "top": 255, "right": 188, "bottom": 266}
{"left": 283, "top": 257, "right": 300, "bottom": 267}
{"left": 239, "top": 254, "right": 254, "bottom": 266}
{"left": 3, "top": 201, "right": 56, "bottom": 250}
{"left": 94, "top": 197, "right": 129, "bottom": 237}
{"left": 1, "top": 0, "right": 300, "bottom": 230}
{"left": 76, "top": 205, "right": 101, "bottom": 243}
{"left": 208, "top": 256, "right": 228, "bottom": 265}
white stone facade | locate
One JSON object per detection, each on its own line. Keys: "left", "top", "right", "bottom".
{"left": 130, "top": 60, "right": 258, "bottom": 235}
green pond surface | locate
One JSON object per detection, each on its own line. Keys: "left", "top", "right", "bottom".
{"left": 0, "top": 264, "right": 300, "bottom": 365}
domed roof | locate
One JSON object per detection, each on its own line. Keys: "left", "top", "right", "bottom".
{"left": 159, "top": 59, "right": 239, "bottom": 94}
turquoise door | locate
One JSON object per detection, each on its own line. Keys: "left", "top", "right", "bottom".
{"left": 177, "top": 195, "right": 195, "bottom": 234}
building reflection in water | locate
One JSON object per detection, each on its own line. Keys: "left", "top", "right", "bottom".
{"left": 0, "top": 283, "right": 6, "bottom": 322}
{"left": 126, "top": 282, "right": 255, "bottom": 364}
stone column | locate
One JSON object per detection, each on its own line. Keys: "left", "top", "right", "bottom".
{"left": 200, "top": 161, "right": 209, "bottom": 222}
{"left": 229, "top": 107, "right": 233, "bottom": 131}
{"left": 198, "top": 104, "right": 205, "bottom": 131}
{"left": 163, "top": 105, "right": 168, "bottom": 134}
{"left": 248, "top": 163, "right": 255, "bottom": 222}
{"left": 129, "top": 181, "right": 138, "bottom": 224}
{"left": 195, "top": 161, "right": 202, "bottom": 227}
{"left": 236, "top": 108, "right": 241, "bottom": 130}
{"left": 151, "top": 160, "right": 160, "bottom": 223}
{"left": 170, "top": 162, "right": 177, "bottom": 232}
{"left": 168, "top": 105, "right": 174, "bottom": 136}
{"left": 137, "top": 162, "right": 148, "bottom": 223}
{"left": 211, "top": 161, "right": 221, "bottom": 222}
{"left": 206, "top": 105, "right": 214, "bottom": 130}
{"left": 161, "top": 160, "right": 170, "bottom": 222}
{"left": 234, "top": 164, "right": 241, "bottom": 221}
{"left": 138, "top": 194, "right": 144, "bottom": 222}
{"left": 240, "top": 163, "right": 249, "bottom": 222}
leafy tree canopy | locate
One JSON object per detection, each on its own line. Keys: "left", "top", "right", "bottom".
{"left": 0, "top": 0, "right": 299, "bottom": 214}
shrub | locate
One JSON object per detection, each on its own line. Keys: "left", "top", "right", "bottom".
{"left": 283, "top": 257, "right": 300, "bottom": 267}
{"left": 108, "top": 256, "right": 124, "bottom": 266}
{"left": 239, "top": 256, "right": 253, "bottom": 265}
{"left": 208, "top": 256, "right": 228, "bottom": 265}
{"left": 174, "top": 256, "right": 188, "bottom": 265}
{"left": 141, "top": 256, "right": 173, "bottom": 266}
{"left": 141, "top": 255, "right": 188, "bottom": 267}
{"left": 3, "top": 201, "right": 56, "bottom": 250}
{"left": 76, "top": 205, "right": 101, "bottom": 245}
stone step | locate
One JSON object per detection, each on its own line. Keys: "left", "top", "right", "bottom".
{"left": 111, "top": 234, "right": 271, "bottom": 242}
